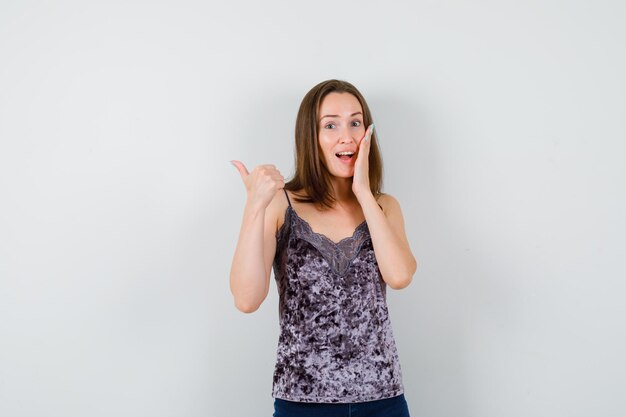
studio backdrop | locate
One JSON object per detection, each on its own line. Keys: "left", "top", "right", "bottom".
{"left": 0, "top": 1, "right": 624, "bottom": 416}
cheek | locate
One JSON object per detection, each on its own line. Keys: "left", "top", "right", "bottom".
{"left": 318, "top": 134, "right": 334, "bottom": 151}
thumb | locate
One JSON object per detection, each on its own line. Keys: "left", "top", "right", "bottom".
{"left": 230, "top": 160, "right": 249, "bottom": 181}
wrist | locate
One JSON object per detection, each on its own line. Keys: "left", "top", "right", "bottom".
{"left": 244, "top": 198, "right": 266, "bottom": 216}
{"left": 354, "top": 188, "right": 375, "bottom": 204}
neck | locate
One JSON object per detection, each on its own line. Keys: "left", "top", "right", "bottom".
{"left": 330, "top": 177, "right": 357, "bottom": 203}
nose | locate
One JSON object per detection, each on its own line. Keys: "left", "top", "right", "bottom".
{"left": 338, "top": 124, "right": 356, "bottom": 143}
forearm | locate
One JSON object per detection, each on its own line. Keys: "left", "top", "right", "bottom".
{"left": 357, "top": 192, "right": 416, "bottom": 289}
{"left": 229, "top": 200, "right": 269, "bottom": 312}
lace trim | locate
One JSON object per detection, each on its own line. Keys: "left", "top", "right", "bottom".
{"left": 276, "top": 205, "right": 371, "bottom": 276}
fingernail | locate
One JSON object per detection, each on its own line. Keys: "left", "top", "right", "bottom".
{"left": 229, "top": 160, "right": 236, "bottom": 167}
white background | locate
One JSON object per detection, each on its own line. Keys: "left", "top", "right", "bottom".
{"left": 1, "top": 1, "right": 625, "bottom": 416}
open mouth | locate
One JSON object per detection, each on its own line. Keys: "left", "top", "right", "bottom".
{"left": 335, "top": 151, "right": 355, "bottom": 161}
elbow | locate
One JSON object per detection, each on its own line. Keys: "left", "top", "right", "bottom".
{"left": 234, "top": 298, "right": 261, "bottom": 314}
{"left": 387, "top": 258, "right": 417, "bottom": 290}
{"left": 388, "top": 276, "right": 412, "bottom": 290}
{"left": 230, "top": 273, "right": 267, "bottom": 314}
{"left": 232, "top": 287, "right": 266, "bottom": 314}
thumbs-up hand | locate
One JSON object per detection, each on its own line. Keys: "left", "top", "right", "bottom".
{"left": 231, "top": 160, "right": 285, "bottom": 209}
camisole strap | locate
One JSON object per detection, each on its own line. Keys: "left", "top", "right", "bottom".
{"left": 283, "top": 188, "right": 292, "bottom": 207}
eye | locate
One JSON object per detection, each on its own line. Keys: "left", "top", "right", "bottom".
{"left": 352, "top": 120, "right": 362, "bottom": 127}
{"left": 324, "top": 123, "right": 336, "bottom": 129}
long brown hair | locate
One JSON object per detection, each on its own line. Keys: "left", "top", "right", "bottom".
{"left": 285, "top": 79, "right": 384, "bottom": 209}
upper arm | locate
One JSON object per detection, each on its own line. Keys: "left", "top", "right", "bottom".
{"left": 261, "top": 189, "right": 284, "bottom": 297}
{"left": 379, "top": 193, "right": 413, "bottom": 254}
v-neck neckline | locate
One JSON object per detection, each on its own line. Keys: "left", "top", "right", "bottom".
{"left": 287, "top": 205, "right": 367, "bottom": 246}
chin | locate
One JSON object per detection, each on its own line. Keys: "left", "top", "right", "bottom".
{"left": 326, "top": 160, "right": 355, "bottom": 178}
{"left": 331, "top": 171, "right": 354, "bottom": 179}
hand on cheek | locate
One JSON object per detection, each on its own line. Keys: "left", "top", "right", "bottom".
{"left": 352, "top": 124, "right": 375, "bottom": 198}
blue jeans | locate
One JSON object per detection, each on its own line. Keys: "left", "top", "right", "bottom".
{"left": 273, "top": 394, "right": 411, "bottom": 417}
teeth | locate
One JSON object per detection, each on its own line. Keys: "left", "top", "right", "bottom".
{"left": 336, "top": 151, "right": 354, "bottom": 156}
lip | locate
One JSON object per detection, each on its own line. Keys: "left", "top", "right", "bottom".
{"left": 335, "top": 154, "right": 355, "bottom": 165}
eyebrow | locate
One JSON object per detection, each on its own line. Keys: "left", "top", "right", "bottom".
{"left": 320, "top": 112, "right": 363, "bottom": 121}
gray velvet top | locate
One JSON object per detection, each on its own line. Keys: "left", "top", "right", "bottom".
{"left": 271, "top": 189, "right": 404, "bottom": 403}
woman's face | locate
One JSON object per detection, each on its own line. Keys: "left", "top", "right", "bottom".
{"left": 317, "top": 92, "right": 365, "bottom": 178}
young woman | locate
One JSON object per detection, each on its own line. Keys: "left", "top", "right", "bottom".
{"left": 230, "top": 79, "right": 417, "bottom": 417}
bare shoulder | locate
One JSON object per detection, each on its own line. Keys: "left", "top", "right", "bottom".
{"left": 376, "top": 192, "right": 411, "bottom": 244}
{"left": 266, "top": 188, "right": 290, "bottom": 234}
{"left": 376, "top": 192, "right": 402, "bottom": 215}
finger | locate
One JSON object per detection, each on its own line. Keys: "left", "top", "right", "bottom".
{"left": 270, "top": 176, "right": 285, "bottom": 189}
{"left": 366, "top": 123, "right": 375, "bottom": 141}
{"left": 230, "top": 160, "right": 249, "bottom": 180}
{"left": 358, "top": 124, "right": 373, "bottom": 145}
{"left": 358, "top": 132, "right": 373, "bottom": 162}
{"left": 255, "top": 164, "right": 279, "bottom": 173}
